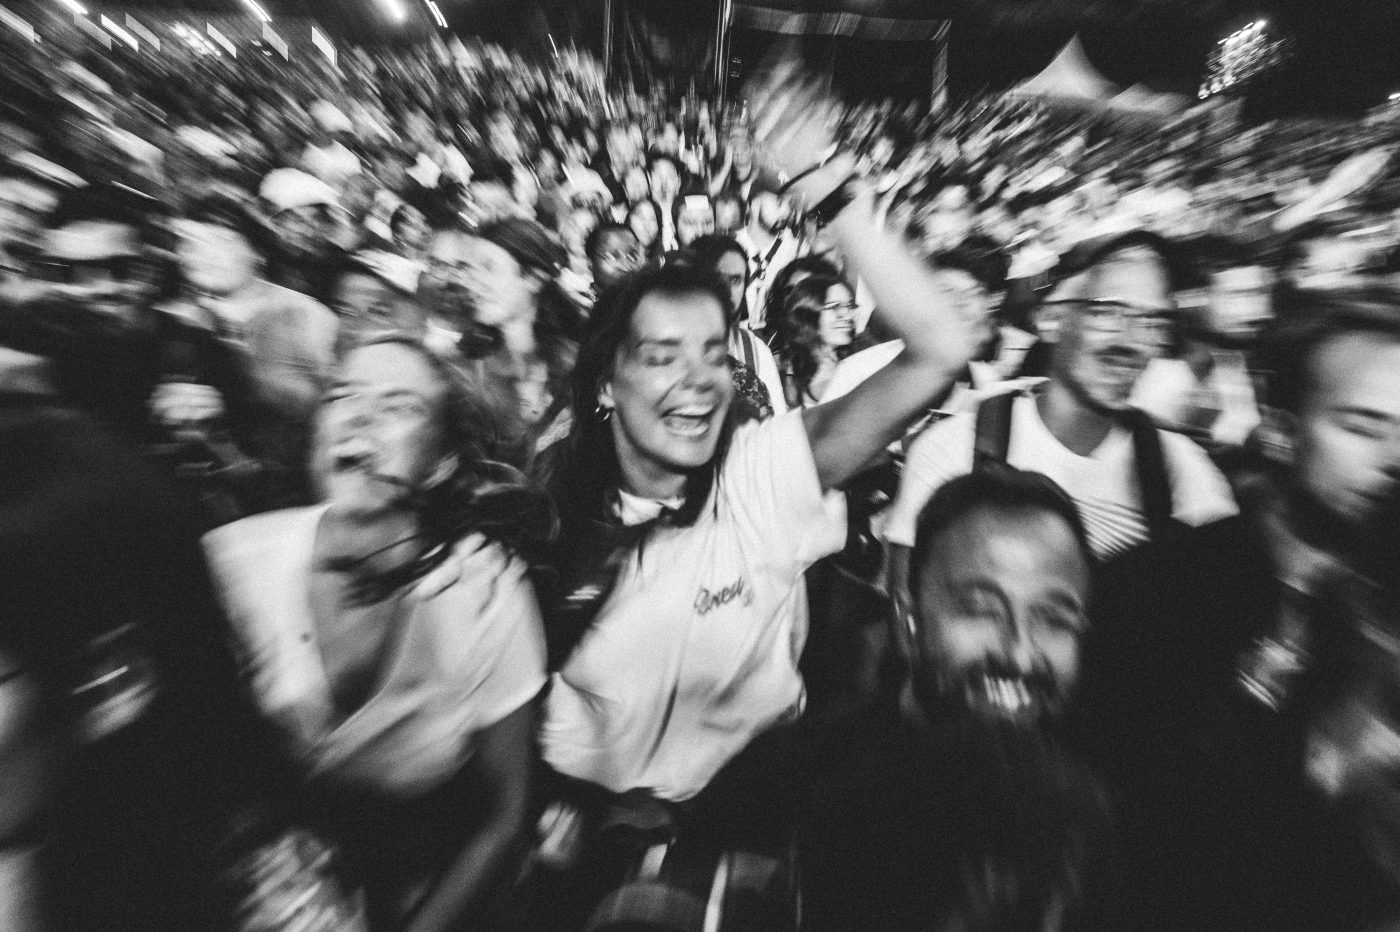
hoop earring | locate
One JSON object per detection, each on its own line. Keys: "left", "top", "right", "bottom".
{"left": 596, "top": 402, "right": 613, "bottom": 422}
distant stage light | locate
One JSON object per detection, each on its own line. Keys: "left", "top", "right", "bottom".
{"left": 57, "top": 0, "right": 87, "bottom": 15}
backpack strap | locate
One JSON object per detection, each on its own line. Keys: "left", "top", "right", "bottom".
{"left": 973, "top": 390, "right": 1016, "bottom": 471}
{"left": 736, "top": 328, "right": 758, "bottom": 372}
{"left": 1123, "top": 406, "right": 1175, "bottom": 541}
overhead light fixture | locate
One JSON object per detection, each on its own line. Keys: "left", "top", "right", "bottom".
{"left": 57, "top": 0, "right": 87, "bottom": 15}
{"left": 380, "top": 0, "right": 407, "bottom": 22}
{"left": 101, "top": 14, "right": 139, "bottom": 49}
{"left": 426, "top": 0, "right": 447, "bottom": 28}
{"left": 242, "top": 0, "right": 271, "bottom": 23}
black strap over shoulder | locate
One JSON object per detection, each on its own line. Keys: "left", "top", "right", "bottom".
{"left": 972, "top": 390, "right": 1016, "bottom": 471}
{"left": 1122, "top": 406, "right": 1176, "bottom": 543}
{"left": 972, "top": 392, "right": 1178, "bottom": 542}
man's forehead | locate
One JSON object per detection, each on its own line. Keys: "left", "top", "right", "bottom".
{"left": 1050, "top": 246, "right": 1171, "bottom": 303}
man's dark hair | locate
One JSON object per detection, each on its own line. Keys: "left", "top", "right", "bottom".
{"left": 911, "top": 465, "right": 1094, "bottom": 595}
{"left": 1053, "top": 228, "right": 1187, "bottom": 295}
{"left": 556, "top": 262, "right": 734, "bottom": 533}
{"left": 583, "top": 221, "right": 637, "bottom": 262}
{"left": 1260, "top": 284, "right": 1400, "bottom": 416}
{"left": 469, "top": 155, "right": 515, "bottom": 190}
{"left": 47, "top": 182, "right": 162, "bottom": 247}
{"left": 646, "top": 151, "right": 682, "bottom": 179}
{"left": 682, "top": 233, "right": 747, "bottom": 277}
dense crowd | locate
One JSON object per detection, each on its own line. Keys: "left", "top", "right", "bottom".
{"left": 3, "top": 18, "right": 1400, "bottom": 932}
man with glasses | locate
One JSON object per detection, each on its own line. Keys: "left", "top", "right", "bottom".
{"left": 886, "top": 230, "right": 1236, "bottom": 561}
{"left": 0, "top": 183, "right": 265, "bottom": 523}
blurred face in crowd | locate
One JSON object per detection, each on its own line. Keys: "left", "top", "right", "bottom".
{"left": 912, "top": 504, "right": 1090, "bottom": 723}
{"left": 467, "top": 179, "right": 517, "bottom": 225}
{"left": 1049, "top": 247, "right": 1174, "bottom": 415}
{"left": 628, "top": 200, "right": 660, "bottom": 250}
{"left": 314, "top": 341, "right": 449, "bottom": 517}
{"left": 729, "top": 129, "right": 756, "bottom": 177}
{"left": 420, "top": 229, "right": 476, "bottom": 328}
{"left": 332, "top": 270, "right": 425, "bottom": 341}
{"left": 461, "top": 238, "right": 540, "bottom": 328}
{"left": 391, "top": 205, "right": 431, "bottom": 259}
{"left": 714, "top": 249, "right": 748, "bottom": 318}
{"left": 752, "top": 191, "right": 790, "bottom": 235}
{"left": 1291, "top": 234, "right": 1372, "bottom": 289}
{"left": 1287, "top": 331, "right": 1400, "bottom": 534}
{"left": 714, "top": 196, "right": 744, "bottom": 237}
{"left": 935, "top": 268, "right": 996, "bottom": 358}
{"left": 272, "top": 203, "right": 351, "bottom": 266}
{"left": 648, "top": 158, "right": 680, "bottom": 205}
{"left": 600, "top": 289, "right": 734, "bottom": 499}
{"left": 561, "top": 206, "right": 599, "bottom": 263}
{"left": 589, "top": 227, "right": 643, "bottom": 293}
{"left": 0, "top": 176, "right": 59, "bottom": 262}
{"left": 176, "top": 219, "right": 259, "bottom": 296}
{"left": 818, "top": 282, "right": 858, "bottom": 349}
{"left": 657, "top": 122, "right": 681, "bottom": 155}
{"left": 622, "top": 165, "right": 650, "bottom": 204}
{"left": 675, "top": 197, "right": 715, "bottom": 248}
{"left": 38, "top": 220, "right": 153, "bottom": 324}
{"left": 1205, "top": 265, "right": 1274, "bottom": 346}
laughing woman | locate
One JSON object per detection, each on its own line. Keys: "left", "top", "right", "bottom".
{"left": 204, "top": 335, "right": 552, "bottom": 932}
{"left": 773, "top": 273, "right": 860, "bottom": 409}
{"left": 532, "top": 73, "right": 980, "bottom": 924}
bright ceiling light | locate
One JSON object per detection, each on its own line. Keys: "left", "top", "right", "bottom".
{"left": 381, "top": 0, "right": 407, "bottom": 22}
{"left": 242, "top": 0, "right": 271, "bottom": 23}
{"left": 426, "top": 0, "right": 447, "bottom": 28}
{"left": 100, "top": 14, "right": 139, "bottom": 48}
{"left": 57, "top": 0, "right": 87, "bottom": 15}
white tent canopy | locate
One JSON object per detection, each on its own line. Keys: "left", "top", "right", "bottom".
{"left": 1109, "top": 82, "right": 1189, "bottom": 116}
{"left": 1008, "top": 35, "right": 1119, "bottom": 103}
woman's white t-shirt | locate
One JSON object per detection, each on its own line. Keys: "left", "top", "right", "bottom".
{"left": 541, "top": 410, "right": 847, "bottom": 801}
{"left": 204, "top": 506, "right": 546, "bottom": 798}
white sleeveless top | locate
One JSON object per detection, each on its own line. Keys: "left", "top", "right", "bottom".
{"left": 204, "top": 506, "right": 545, "bottom": 797}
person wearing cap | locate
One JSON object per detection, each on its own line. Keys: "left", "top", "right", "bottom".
{"left": 457, "top": 217, "right": 582, "bottom": 454}
{"left": 165, "top": 194, "right": 340, "bottom": 486}
{"left": 301, "top": 100, "right": 365, "bottom": 193}
{"left": 259, "top": 168, "right": 354, "bottom": 302}
{"left": 886, "top": 230, "right": 1237, "bottom": 563}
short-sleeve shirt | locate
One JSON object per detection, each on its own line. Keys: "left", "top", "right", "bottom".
{"left": 883, "top": 392, "right": 1238, "bottom": 559}
{"left": 541, "top": 410, "right": 847, "bottom": 801}
{"left": 204, "top": 506, "right": 546, "bottom": 797}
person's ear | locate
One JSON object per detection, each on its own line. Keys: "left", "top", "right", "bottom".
{"left": 426, "top": 453, "right": 459, "bottom": 490}
{"left": 596, "top": 382, "right": 616, "bottom": 421}
{"left": 1256, "top": 406, "right": 1298, "bottom": 467}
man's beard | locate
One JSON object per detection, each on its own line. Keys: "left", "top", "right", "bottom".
{"left": 900, "top": 687, "right": 1112, "bottom": 932}
{"left": 912, "top": 658, "right": 1068, "bottom": 727}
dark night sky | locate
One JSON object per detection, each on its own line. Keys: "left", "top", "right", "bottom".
{"left": 58, "top": 0, "right": 1400, "bottom": 115}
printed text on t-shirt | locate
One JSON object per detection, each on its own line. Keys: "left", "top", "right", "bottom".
{"left": 694, "top": 577, "right": 753, "bottom": 615}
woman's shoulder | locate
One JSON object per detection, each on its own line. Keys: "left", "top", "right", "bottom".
{"left": 203, "top": 505, "right": 325, "bottom": 571}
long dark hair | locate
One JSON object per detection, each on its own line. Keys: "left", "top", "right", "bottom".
{"left": 626, "top": 197, "right": 666, "bottom": 259}
{"left": 333, "top": 334, "right": 556, "bottom": 598}
{"left": 548, "top": 264, "right": 737, "bottom": 535}
{"left": 776, "top": 274, "right": 855, "bottom": 404}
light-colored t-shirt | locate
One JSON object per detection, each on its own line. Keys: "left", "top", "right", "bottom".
{"left": 884, "top": 392, "right": 1237, "bottom": 559}
{"left": 542, "top": 409, "right": 847, "bottom": 801}
{"left": 204, "top": 506, "right": 545, "bottom": 797}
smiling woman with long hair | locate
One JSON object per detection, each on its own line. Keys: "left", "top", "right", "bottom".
{"left": 530, "top": 141, "right": 979, "bottom": 920}
{"left": 204, "top": 334, "right": 553, "bottom": 932}
{"left": 773, "top": 274, "right": 860, "bottom": 408}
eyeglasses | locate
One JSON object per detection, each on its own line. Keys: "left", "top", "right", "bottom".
{"left": 30, "top": 255, "right": 148, "bottom": 285}
{"left": 822, "top": 301, "right": 859, "bottom": 314}
{"left": 597, "top": 250, "right": 644, "bottom": 266}
{"left": 1043, "top": 298, "right": 1174, "bottom": 340}
{"left": 426, "top": 259, "right": 473, "bottom": 281}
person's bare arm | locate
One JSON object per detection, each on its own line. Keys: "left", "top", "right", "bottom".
{"left": 404, "top": 701, "right": 534, "bottom": 932}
